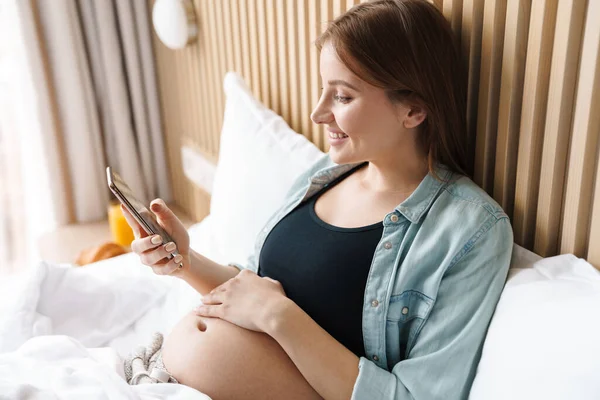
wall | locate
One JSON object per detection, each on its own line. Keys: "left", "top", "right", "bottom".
{"left": 150, "top": 0, "right": 600, "bottom": 267}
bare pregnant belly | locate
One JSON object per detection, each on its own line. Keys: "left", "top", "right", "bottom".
{"left": 161, "top": 312, "right": 323, "bottom": 400}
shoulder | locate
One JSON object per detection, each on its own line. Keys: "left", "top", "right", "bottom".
{"left": 427, "top": 173, "right": 510, "bottom": 236}
{"left": 439, "top": 174, "right": 508, "bottom": 221}
{"left": 432, "top": 175, "right": 514, "bottom": 265}
{"left": 417, "top": 172, "right": 513, "bottom": 268}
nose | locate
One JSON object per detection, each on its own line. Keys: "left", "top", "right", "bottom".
{"left": 310, "top": 96, "right": 334, "bottom": 125}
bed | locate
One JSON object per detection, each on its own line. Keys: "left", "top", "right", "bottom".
{"left": 1, "top": 72, "right": 600, "bottom": 399}
{"left": 2, "top": 0, "right": 600, "bottom": 398}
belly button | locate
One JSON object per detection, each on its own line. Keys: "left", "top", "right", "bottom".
{"left": 196, "top": 318, "right": 207, "bottom": 332}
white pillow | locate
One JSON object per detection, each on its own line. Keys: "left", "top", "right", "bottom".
{"left": 508, "top": 243, "right": 543, "bottom": 270}
{"left": 469, "top": 254, "right": 600, "bottom": 400}
{"left": 209, "top": 72, "right": 324, "bottom": 265}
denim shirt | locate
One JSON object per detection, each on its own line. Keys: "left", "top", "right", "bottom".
{"left": 229, "top": 153, "right": 514, "bottom": 400}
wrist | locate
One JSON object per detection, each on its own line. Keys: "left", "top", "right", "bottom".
{"left": 173, "top": 249, "right": 196, "bottom": 280}
{"left": 262, "top": 295, "right": 295, "bottom": 336}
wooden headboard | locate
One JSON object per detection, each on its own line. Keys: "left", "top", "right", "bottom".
{"left": 150, "top": 0, "right": 600, "bottom": 268}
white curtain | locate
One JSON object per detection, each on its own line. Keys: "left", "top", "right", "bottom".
{"left": 18, "top": 0, "right": 169, "bottom": 220}
{"left": 0, "top": 0, "right": 171, "bottom": 272}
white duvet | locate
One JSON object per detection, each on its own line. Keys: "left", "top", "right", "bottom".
{"left": 0, "top": 216, "right": 224, "bottom": 399}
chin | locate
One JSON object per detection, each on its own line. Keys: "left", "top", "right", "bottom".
{"left": 328, "top": 151, "right": 361, "bottom": 166}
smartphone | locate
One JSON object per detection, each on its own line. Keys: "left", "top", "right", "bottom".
{"left": 106, "top": 166, "right": 180, "bottom": 263}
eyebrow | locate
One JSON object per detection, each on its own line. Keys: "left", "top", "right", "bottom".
{"left": 327, "top": 79, "right": 361, "bottom": 92}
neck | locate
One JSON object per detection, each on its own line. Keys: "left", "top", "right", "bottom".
{"left": 357, "top": 154, "right": 429, "bottom": 195}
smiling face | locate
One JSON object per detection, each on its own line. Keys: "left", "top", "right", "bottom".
{"left": 310, "top": 42, "right": 425, "bottom": 166}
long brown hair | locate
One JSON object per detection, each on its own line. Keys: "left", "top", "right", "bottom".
{"left": 315, "top": 0, "right": 469, "bottom": 180}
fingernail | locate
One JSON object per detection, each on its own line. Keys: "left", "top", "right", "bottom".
{"left": 165, "top": 242, "right": 176, "bottom": 252}
{"left": 151, "top": 235, "right": 162, "bottom": 245}
{"left": 174, "top": 255, "right": 183, "bottom": 263}
{"left": 151, "top": 202, "right": 161, "bottom": 212}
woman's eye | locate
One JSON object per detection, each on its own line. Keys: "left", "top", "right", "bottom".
{"left": 333, "top": 94, "right": 352, "bottom": 104}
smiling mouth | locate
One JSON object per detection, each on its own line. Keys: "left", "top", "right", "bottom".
{"left": 328, "top": 132, "right": 348, "bottom": 139}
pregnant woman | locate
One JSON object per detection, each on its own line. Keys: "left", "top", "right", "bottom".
{"left": 123, "top": 1, "right": 513, "bottom": 399}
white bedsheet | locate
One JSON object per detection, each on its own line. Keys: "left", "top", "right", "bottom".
{"left": 0, "top": 335, "right": 209, "bottom": 399}
{"left": 0, "top": 216, "right": 225, "bottom": 399}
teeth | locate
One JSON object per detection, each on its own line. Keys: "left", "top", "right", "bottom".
{"left": 329, "top": 132, "right": 348, "bottom": 139}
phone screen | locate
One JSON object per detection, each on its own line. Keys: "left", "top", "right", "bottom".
{"left": 107, "top": 167, "right": 176, "bottom": 248}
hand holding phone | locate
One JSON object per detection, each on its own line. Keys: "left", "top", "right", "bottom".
{"left": 107, "top": 167, "right": 190, "bottom": 274}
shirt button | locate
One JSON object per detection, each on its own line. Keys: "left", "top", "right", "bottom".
{"left": 383, "top": 241, "right": 392, "bottom": 250}
{"left": 371, "top": 300, "right": 379, "bottom": 307}
{"left": 402, "top": 307, "right": 409, "bottom": 315}
{"left": 372, "top": 355, "right": 379, "bottom": 361}
{"left": 390, "top": 214, "right": 399, "bottom": 222}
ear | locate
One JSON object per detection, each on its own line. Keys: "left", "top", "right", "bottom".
{"left": 403, "top": 106, "right": 427, "bottom": 129}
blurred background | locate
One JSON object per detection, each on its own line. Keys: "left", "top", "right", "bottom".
{"left": 0, "top": 0, "right": 195, "bottom": 276}
{"left": 1, "top": 0, "right": 599, "bottom": 277}
{"left": 1, "top": 1, "right": 31, "bottom": 275}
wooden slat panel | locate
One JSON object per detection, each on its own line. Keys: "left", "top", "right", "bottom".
{"left": 187, "top": 36, "right": 201, "bottom": 149}
{"left": 442, "top": 0, "right": 463, "bottom": 46}
{"left": 493, "top": 0, "right": 530, "bottom": 218}
{"left": 195, "top": 0, "right": 213, "bottom": 153}
{"left": 534, "top": 0, "right": 586, "bottom": 257}
{"left": 276, "top": 0, "right": 290, "bottom": 121}
{"left": 213, "top": 0, "right": 227, "bottom": 141}
{"left": 287, "top": 0, "right": 300, "bottom": 133}
{"left": 318, "top": 0, "right": 333, "bottom": 151}
{"left": 473, "top": 0, "right": 507, "bottom": 193}
{"left": 199, "top": 0, "right": 218, "bottom": 155}
{"left": 149, "top": 0, "right": 600, "bottom": 268}
{"left": 513, "top": 0, "right": 558, "bottom": 249}
{"left": 222, "top": 0, "right": 235, "bottom": 72}
{"left": 560, "top": 0, "right": 600, "bottom": 258}
{"left": 308, "top": 0, "right": 320, "bottom": 144}
{"left": 253, "top": 0, "right": 268, "bottom": 103}
{"left": 266, "top": 0, "right": 279, "bottom": 114}
{"left": 347, "top": 0, "right": 360, "bottom": 9}
{"left": 170, "top": 49, "right": 184, "bottom": 209}
{"left": 238, "top": 0, "right": 252, "bottom": 89}
{"left": 297, "top": 1, "right": 311, "bottom": 138}
{"left": 461, "top": 0, "right": 485, "bottom": 175}
{"left": 589, "top": 137, "right": 600, "bottom": 267}
{"left": 332, "top": 0, "right": 344, "bottom": 15}
{"left": 229, "top": 0, "right": 243, "bottom": 75}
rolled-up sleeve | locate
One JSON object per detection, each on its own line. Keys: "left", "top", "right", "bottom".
{"left": 227, "top": 253, "right": 258, "bottom": 274}
{"left": 352, "top": 217, "right": 513, "bottom": 400}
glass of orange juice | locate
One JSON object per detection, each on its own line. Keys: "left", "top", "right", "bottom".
{"left": 108, "top": 200, "right": 135, "bottom": 247}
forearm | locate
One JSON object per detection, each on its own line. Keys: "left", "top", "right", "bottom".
{"left": 264, "top": 297, "right": 360, "bottom": 400}
{"left": 176, "top": 249, "right": 240, "bottom": 296}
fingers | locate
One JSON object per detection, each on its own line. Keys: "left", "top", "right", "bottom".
{"left": 194, "top": 304, "right": 222, "bottom": 318}
{"left": 122, "top": 199, "right": 186, "bottom": 275}
{"left": 151, "top": 254, "right": 184, "bottom": 275}
{"left": 140, "top": 241, "right": 178, "bottom": 266}
{"left": 201, "top": 291, "right": 223, "bottom": 305}
{"left": 131, "top": 234, "right": 164, "bottom": 254}
{"left": 129, "top": 231, "right": 183, "bottom": 274}
{"left": 150, "top": 198, "right": 177, "bottom": 222}
{"left": 120, "top": 204, "right": 145, "bottom": 238}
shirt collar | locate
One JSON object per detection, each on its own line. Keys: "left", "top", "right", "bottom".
{"left": 311, "top": 155, "right": 454, "bottom": 224}
{"left": 396, "top": 164, "right": 453, "bottom": 223}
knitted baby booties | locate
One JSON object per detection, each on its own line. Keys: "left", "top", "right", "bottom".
{"left": 123, "top": 332, "right": 178, "bottom": 384}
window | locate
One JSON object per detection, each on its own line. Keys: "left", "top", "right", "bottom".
{"left": 0, "top": 2, "right": 27, "bottom": 275}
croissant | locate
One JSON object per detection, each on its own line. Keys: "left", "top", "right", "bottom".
{"left": 75, "top": 241, "right": 128, "bottom": 266}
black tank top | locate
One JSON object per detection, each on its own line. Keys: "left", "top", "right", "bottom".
{"left": 258, "top": 166, "right": 384, "bottom": 357}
